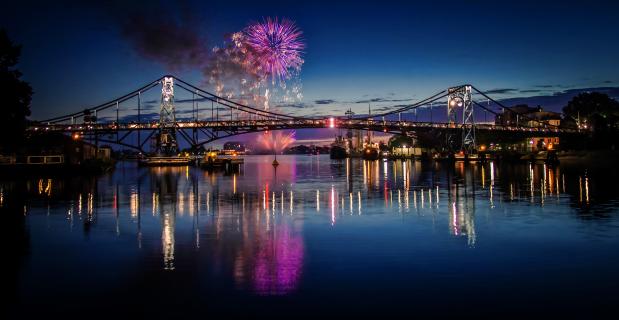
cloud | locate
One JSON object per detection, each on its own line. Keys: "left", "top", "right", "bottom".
{"left": 355, "top": 97, "right": 413, "bottom": 104}
{"left": 519, "top": 89, "right": 544, "bottom": 93}
{"left": 497, "top": 86, "right": 619, "bottom": 112}
{"left": 314, "top": 99, "right": 336, "bottom": 105}
{"left": 278, "top": 103, "right": 310, "bottom": 109}
{"left": 484, "top": 88, "right": 518, "bottom": 94}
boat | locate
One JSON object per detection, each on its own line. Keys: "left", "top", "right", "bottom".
{"left": 362, "top": 146, "right": 380, "bottom": 160}
{"left": 138, "top": 156, "right": 193, "bottom": 166}
{"left": 330, "top": 135, "right": 348, "bottom": 159}
{"left": 200, "top": 151, "right": 244, "bottom": 170}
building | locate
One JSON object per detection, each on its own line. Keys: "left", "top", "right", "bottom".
{"left": 495, "top": 105, "right": 562, "bottom": 151}
{"left": 222, "top": 141, "right": 247, "bottom": 155}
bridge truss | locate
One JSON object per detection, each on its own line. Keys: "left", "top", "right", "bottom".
{"left": 28, "top": 75, "right": 583, "bottom": 153}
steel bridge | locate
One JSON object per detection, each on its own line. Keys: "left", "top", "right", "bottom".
{"left": 27, "top": 75, "right": 584, "bottom": 153}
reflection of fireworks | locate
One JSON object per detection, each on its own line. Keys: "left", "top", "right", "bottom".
{"left": 244, "top": 18, "right": 304, "bottom": 82}
{"left": 258, "top": 131, "right": 296, "bottom": 153}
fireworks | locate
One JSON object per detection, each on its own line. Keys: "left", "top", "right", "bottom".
{"left": 244, "top": 18, "right": 305, "bottom": 82}
{"left": 204, "top": 17, "right": 305, "bottom": 113}
{"left": 258, "top": 131, "right": 296, "bottom": 153}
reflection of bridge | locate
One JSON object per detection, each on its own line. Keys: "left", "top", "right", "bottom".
{"left": 27, "top": 75, "right": 584, "bottom": 153}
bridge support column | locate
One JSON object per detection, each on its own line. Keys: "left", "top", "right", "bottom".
{"left": 157, "top": 77, "right": 179, "bottom": 155}
{"left": 447, "top": 85, "right": 475, "bottom": 153}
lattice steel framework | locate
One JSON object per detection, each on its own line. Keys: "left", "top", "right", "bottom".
{"left": 447, "top": 85, "right": 475, "bottom": 153}
{"left": 158, "top": 77, "right": 178, "bottom": 155}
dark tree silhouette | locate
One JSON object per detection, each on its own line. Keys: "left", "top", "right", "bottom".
{"left": 563, "top": 92, "right": 619, "bottom": 149}
{"left": 563, "top": 92, "right": 619, "bottom": 130}
{"left": 0, "top": 29, "right": 32, "bottom": 152}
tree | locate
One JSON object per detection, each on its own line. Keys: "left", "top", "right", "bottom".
{"left": 562, "top": 92, "right": 619, "bottom": 149}
{"left": 0, "top": 29, "right": 33, "bottom": 152}
{"left": 388, "top": 135, "right": 414, "bottom": 149}
{"left": 563, "top": 92, "right": 619, "bottom": 130}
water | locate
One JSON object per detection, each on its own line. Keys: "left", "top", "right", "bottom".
{"left": 4, "top": 155, "right": 619, "bottom": 317}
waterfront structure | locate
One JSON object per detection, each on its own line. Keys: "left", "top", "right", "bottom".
{"left": 26, "top": 76, "right": 584, "bottom": 156}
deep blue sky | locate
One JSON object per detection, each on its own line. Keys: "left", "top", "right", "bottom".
{"left": 3, "top": 0, "right": 619, "bottom": 121}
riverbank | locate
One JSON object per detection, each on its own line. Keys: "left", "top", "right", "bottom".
{"left": 557, "top": 150, "right": 619, "bottom": 165}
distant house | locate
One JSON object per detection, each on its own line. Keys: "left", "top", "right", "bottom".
{"left": 495, "top": 105, "right": 562, "bottom": 151}
{"left": 222, "top": 141, "right": 247, "bottom": 155}
{"left": 495, "top": 105, "right": 562, "bottom": 127}
{"left": 17, "top": 133, "right": 111, "bottom": 164}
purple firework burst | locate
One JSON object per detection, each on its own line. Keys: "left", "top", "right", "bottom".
{"left": 243, "top": 18, "right": 305, "bottom": 81}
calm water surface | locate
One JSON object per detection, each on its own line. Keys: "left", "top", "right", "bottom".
{"left": 4, "top": 155, "right": 619, "bottom": 317}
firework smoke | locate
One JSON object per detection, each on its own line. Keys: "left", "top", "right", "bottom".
{"left": 104, "top": 0, "right": 208, "bottom": 71}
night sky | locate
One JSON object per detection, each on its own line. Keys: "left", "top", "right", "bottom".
{"left": 3, "top": 0, "right": 619, "bottom": 125}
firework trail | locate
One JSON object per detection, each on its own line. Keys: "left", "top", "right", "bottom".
{"left": 244, "top": 18, "right": 305, "bottom": 82}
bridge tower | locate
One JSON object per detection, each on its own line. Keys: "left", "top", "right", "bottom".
{"left": 157, "top": 77, "right": 178, "bottom": 155}
{"left": 447, "top": 85, "right": 475, "bottom": 153}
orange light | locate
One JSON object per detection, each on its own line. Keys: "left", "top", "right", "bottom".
{"left": 72, "top": 133, "right": 80, "bottom": 140}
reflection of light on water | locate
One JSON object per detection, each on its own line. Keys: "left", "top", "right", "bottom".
{"left": 349, "top": 192, "right": 353, "bottom": 215}
{"left": 403, "top": 162, "right": 408, "bottom": 190}
{"left": 330, "top": 186, "right": 335, "bottom": 225}
{"left": 404, "top": 189, "right": 409, "bottom": 211}
{"left": 251, "top": 224, "right": 304, "bottom": 296}
{"left": 413, "top": 190, "right": 417, "bottom": 209}
{"left": 420, "top": 189, "right": 424, "bottom": 208}
{"left": 78, "top": 193, "right": 82, "bottom": 216}
{"left": 579, "top": 177, "right": 583, "bottom": 203}
{"left": 357, "top": 191, "right": 361, "bottom": 215}
{"left": 428, "top": 188, "right": 432, "bottom": 205}
{"left": 530, "top": 165, "right": 535, "bottom": 203}
{"left": 207, "top": 192, "right": 210, "bottom": 213}
{"left": 87, "top": 192, "right": 94, "bottom": 219}
{"left": 38, "top": 178, "right": 53, "bottom": 196}
{"left": 585, "top": 176, "right": 590, "bottom": 204}
{"left": 178, "top": 193, "right": 184, "bottom": 216}
{"left": 375, "top": 160, "right": 379, "bottom": 187}
{"left": 346, "top": 158, "right": 350, "bottom": 189}
{"left": 562, "top": 174, "right": 566, "bottom": 193}
{"left": 362, "top": 161, "right": 367, "bottom": 186}
{"left": 383, "top": 160, "right": 388, "bottom": 180}
{"left": 436, "top": 186, "right": 439, "bottom": 206}
{"left": 162, "top": 212, "right": 175, "bottom": 270}
{"left": 316, "top": 190, "right": 320, "bottom": 212}
{"left": 152, "top": 193, "right": 158, "bottom": 215}
{"left": 189, "top": 191, "right": 195, "bottom": 216}
{"left": 233, "top": 174, "right": 237, "bottom": 194}
{"left": 451, "top": 202, "right": 458, "bottom": 235}
{"left": 130, "top": 190, "right": 139, "bottom": 218}
{"left": 290, "top": 191, "right": 294, "bottom": 214}
{"left": 490, "top": 184, "right": 494, "bottom": 208}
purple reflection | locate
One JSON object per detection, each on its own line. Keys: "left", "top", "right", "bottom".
{"left": 252, "top": 224, "right": 304, "bottom": 295}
